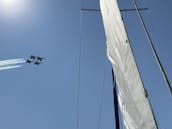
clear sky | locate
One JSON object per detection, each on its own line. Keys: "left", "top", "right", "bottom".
{"left": 0, "top": 0, "right": 171, "bottom": 129}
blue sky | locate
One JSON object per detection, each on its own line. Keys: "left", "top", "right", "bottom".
{"left": 0, "top": 0, "right": 171, "bottom": 129}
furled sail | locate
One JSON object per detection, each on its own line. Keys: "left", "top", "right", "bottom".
{"left": 100, "top": 0, "right": 158, "bottom": 129}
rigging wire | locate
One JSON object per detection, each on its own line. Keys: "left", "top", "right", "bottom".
{"left": 76, "top": 9, "right": 83, "bottom": 129}
{"left": 97, "top": 59, "right": 107, "bottom": 129}
{"left": 132, "top": 0, "right": 172, "bottom": 94}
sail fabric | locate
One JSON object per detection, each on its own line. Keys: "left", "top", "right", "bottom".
{"left": 100, "top": 0, "right": 158, "bottom": 129}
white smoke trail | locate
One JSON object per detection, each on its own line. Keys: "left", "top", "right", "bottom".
{"left": 0, "top": 58, "right": 24, "bottom": 63}
{"left": 0, "top": 58, "right": 26, "bottom": 71}
{"left": 0, "top": 58, "right": 26, "bottom": 67}
{"left": 0, "top": 65, "right": 22, "bottom": 71}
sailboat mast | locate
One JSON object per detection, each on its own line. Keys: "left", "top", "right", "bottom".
{"left": 132, "top": 0, "right": 172, "bottom": 94}
{"left": 112, "top": 69, "right": 120, "bottom": 129}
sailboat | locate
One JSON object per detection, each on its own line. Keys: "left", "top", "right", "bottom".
{"left": 97, "top": 0, "right": 171, "bottom": 128}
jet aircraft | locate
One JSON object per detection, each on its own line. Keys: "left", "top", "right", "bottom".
{"left": 34, "top": 61, "right": 41, "bottom": 65}
{"left": 26, "top": 59, "right": 32, "bottom": 63}
{"left": 30, "top": 55, "right": 36, "bottom": 60}
{"left": 26, "top": 55, "right": 45, "bottom": 65}
{"left": 37, "top": 56, "right": 45, "bottom": 61}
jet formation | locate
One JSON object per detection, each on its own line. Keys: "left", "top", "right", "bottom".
{"left": 26, "top": 55, "right": 45, "bottom": 65}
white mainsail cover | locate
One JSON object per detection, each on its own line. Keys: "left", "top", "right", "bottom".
{"left": 100, "top": 0, "right": 158, "bottom": 129}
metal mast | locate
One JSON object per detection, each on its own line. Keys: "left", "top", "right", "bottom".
{"left": 112, "top": 69, "right": 120, "bottom": 129}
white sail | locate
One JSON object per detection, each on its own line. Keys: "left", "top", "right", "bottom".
{"left": 100, "top": 0, "right": 158, "bottom": 129}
